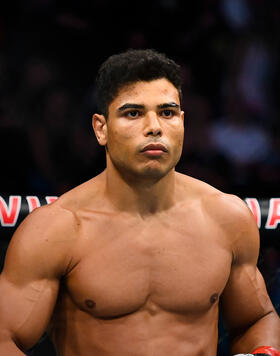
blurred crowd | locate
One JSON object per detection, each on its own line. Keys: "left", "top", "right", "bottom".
{"left": 0, "top": 0, "right": 280, "bottom": 198}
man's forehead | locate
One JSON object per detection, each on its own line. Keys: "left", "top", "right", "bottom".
{"left": 111, "top": 79, "right": 180, "bottom": 108}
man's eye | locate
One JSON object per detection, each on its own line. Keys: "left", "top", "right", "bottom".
{"left": 126, "top": 110, "right": 140, "bottom": 118}
{"left": 161, "top": 109, "right": 174, "bottom": 117}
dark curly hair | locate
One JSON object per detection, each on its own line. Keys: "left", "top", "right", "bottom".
{"left": 95, "top": 49, "right": 182, "bottom": 117}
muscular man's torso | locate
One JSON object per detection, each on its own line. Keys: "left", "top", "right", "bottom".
{"left": 48, "top": 173, "right": 234, "bottom": 356}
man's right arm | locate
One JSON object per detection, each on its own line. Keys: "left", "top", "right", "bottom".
{"left": 0, "top": 203, "right": 75, "bottom": 354}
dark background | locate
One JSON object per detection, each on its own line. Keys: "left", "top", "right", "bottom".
{"left": 0, "top": 0, "right": 279, "bottom": 355}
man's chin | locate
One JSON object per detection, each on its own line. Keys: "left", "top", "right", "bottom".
{"left": 111, "top": 158, "right": 174, "bottom": 184}
{"left": 134, "top": 164, "right": 174, "bottom": 183}
{"left": 141, "top": 166, "right": 166, "bottom": 178}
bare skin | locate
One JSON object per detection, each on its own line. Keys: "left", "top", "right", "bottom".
{"left": 0, "top": 79, "right": 279, "bottom": 356}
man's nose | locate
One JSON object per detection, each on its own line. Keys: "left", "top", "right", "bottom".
{"left": 143, "top": 112, "right": 162, "bottom": 137}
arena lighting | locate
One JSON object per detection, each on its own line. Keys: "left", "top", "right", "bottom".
{"left": 0, "top": 195, "right": 279, "bottom": 231}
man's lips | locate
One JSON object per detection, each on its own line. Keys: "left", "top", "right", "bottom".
{"left": 141, "top": 143, "right": 168, "bottom": 152}
{"left": 140, "top": 143, "right": 168, "bottom": 157}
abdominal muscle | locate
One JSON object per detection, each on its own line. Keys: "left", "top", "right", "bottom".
{"left": 50, "top": 294, "right": 219, "bottom": 356}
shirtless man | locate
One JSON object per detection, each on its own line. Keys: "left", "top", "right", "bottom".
{"left": 0, "top": 49, "right": 279, "bottom": 356}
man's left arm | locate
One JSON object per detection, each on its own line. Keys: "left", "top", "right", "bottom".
{"left": 220, "top": 196, "right": 280, "bottom": 356}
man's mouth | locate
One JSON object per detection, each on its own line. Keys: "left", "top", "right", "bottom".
{"left": 140, "top": 143, "right": 168, "bottom": 156}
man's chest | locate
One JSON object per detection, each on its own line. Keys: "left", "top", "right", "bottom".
{"left": 63, "top": 214, "right": 232, "bottom": 318}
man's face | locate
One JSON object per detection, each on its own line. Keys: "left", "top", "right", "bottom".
{"left": 94, "top": 78, "right": 184, "bottom": 182}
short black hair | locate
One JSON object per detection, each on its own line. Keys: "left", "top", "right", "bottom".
{"left": 95, "top": 49, "right": 182, "bottom": 117}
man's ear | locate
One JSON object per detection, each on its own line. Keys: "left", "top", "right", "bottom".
{"left": 92, "top": 114, "right": 107, "bottom": 146}
{"left": 181, "top": 110, "right": 184, "bottom": 124}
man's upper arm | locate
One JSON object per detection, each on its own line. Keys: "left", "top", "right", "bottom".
{"left": 0, "top": 203, "right": 75, "bottom": 351}
{"left": 220, "top": 195, "right": 276, "bottom": 335}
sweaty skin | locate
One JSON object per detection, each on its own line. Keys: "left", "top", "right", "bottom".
{"left": 0, "top": 79, "right": 279, "bottom": 356}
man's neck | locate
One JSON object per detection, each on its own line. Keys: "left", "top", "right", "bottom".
{"left": 103, "top": 163, "right": 176, "bottom": 217}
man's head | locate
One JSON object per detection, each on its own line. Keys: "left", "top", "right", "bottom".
{"left": 93, "top": 49, "right": 184, "bottom": 183}
{"left": 95, "top": 48, "right": 182, "bottom": 118}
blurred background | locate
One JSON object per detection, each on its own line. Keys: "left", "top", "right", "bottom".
{"left": 0, "top": 0, "right": 279, "bottom": 355}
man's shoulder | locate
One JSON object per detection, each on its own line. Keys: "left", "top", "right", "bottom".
{"left": 193, "top": 179, "right": 260, "bottom": 256}
{"left": 176, "top": 172, "right": 256, "bottom": 231}
{"left": 178, "top": 174, "right": 260, "bottom": 259}
{"left": 15, "top": 197, "right": 78, "bottom": 248}
{"left": 5, "top": 196, "right": 80, "bottom": 278}
{"left": 202, "top": 190, "right": 250, "bottom": 220}
{"left": 4, "top": 177, "right": 106, "bottom": 279}
{"left": 16, "top": 177, "right": 102, "bottom": 242}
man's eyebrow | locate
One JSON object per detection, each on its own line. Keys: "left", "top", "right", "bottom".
{"left": 117, "top": 103, "right": 145, "bottom": 112}
{"left": 157, "top": 102, "right": 180, "bottom": 109}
